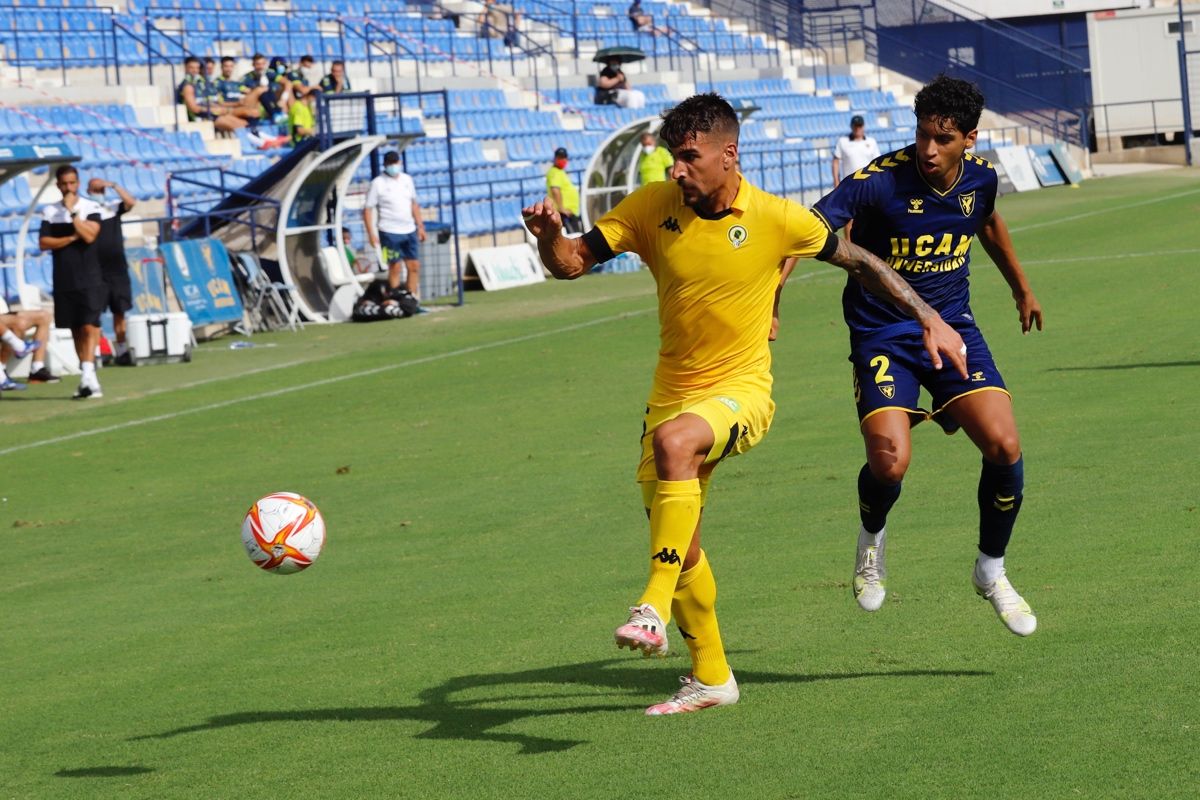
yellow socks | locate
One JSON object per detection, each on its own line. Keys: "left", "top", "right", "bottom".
{"left": 638, "top": 478, "right": 701, "bottom": 622}
{"left": 672, "top": 550, "right": 730, "bottom": 686}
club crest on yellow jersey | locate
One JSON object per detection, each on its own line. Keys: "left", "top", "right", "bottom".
{"left": 727, "top": 225, "right": 748, "bottom": 248}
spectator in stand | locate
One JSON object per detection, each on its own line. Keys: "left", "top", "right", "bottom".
{"left": 287, "top": 86, "right": 318, "bottom": 145}
{"left": 628, "top": 0, "right": 654, "bottom": 32}
{"left": 213, "top": 56, "right": 262, "bottom": 124}
{"left": 0, "top": 316, "right": 44, "bottom": 394}
{"left": 38, "top": 165, "right": 105, "bottom": 400}
{"left": 595, "top": 57, "right": 646, "bottom": 109}
{"left": 87, "top": 176, "right": 137, "bottom": 366}
{"left": 319, "top": 60, "right": 352, "bottom": 94}
{"left": 177, "top": 56, "right": 246, "bottom": 133}
{"left": 477, "top": 0, "right": 519, "bottom": 44}
{"left": 364, "top": 151, "right": 427, "bottom": 298}
{"left": 241, "top": 53, "right": 283, "bottom": 123}
{"left": 637, "top": 131, "right": 673, "bottom": 184}
{"left": 545, "top": 147, "right": 582, "bottom": 235}
{"left": 270, "top": 56, "right": 296, "bottom": 112}
{"left": 285, "top": 55, "right": 320, "bottom": 98}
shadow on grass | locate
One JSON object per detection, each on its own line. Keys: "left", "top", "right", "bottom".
{"left": 1047, "top": 360, "right": 1200, "bottom": 372}
{"left": 55, "top": 766, "right": 155, "bottom": 778}
{"left": 131, "top": 658, "right": 991, "bottom": 755}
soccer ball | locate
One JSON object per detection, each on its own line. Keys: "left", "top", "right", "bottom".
{"left": 241, "top": 492, "right": 326, "bottom": 574}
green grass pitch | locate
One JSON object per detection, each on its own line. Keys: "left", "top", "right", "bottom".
{"left": 2, "top": 169, "right": 1198, "bottom": 799}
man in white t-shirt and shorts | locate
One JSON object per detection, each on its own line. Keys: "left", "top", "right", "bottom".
{"left": 364, "top": 150, "right": 427, "bottom": 298}
{"left": 832, "top": 115, "right": 881, "bottom": 241}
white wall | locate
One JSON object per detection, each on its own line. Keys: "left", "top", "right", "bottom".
{"left": 1088, "top": 5, "right": 1199, "bottom": 136}
{"left": 937, "top": 0, "right": 1148, "bottom": 21}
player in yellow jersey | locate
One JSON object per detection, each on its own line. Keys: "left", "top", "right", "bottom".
{"left": 522, "top": 94, "right": 968, "bottom": 715}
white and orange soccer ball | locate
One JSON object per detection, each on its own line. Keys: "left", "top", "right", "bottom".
{"left": 241, "top": 492, "right": 326, "bottom": 574}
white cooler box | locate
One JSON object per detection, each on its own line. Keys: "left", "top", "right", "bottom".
{"left": 126, "top": 313, "right": 194, "bottom": 365}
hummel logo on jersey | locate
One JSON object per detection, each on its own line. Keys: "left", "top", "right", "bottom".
{"left": 971, "top": 371, "right": 986, "bottom": 382}
{"left": 652, "top": 547, "right": 681, "bottom": 565}
{"left": 908, "top": 198, "right": 924, "bottom": 214}
{"left": 659, "top": 216, "right": 681, "bottom": 233}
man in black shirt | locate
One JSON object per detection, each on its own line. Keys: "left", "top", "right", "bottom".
{"left": 87, "top": 176, "right": 137, "bottom": 366}
{"left": 39, "top": 165, "right": 105, "bottom": 400}
{"left": 595, "top": 57, "right": 646, "bottom": 108}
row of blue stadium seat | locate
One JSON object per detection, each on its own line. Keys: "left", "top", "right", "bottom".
{"left": 0, "top": 9, "right": 112, "bottom": 32}
{"left": 504, "top": 131, "right": 606, "bottom": 162}
{"left": 0, "top": 105, "right": 142, "bottom": 137}
{"left": 449, "top": 110, "right": 563, "bottom": 137}
{"left": 0, "top": 179, "right": 33, "bottom": 216}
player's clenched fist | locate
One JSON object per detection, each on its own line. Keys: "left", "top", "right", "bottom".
{"left": 522, "top": 198, "right": 562, "bottom": 240}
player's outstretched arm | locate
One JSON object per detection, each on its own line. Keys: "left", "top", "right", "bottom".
{"left": 978, "top": 211, "right": 1043, "bottom": 335}
{"left": 825, "top": 236, "right": 969, "bottom": 378}
{"left": 522, "top": 197, "right": 597, "bottom": 280}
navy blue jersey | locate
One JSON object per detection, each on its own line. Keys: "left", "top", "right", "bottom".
{"left": 812, "top": 145, "right": 999, "bottom": 338}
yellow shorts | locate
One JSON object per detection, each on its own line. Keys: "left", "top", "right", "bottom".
{"left": 636, "top": 386, "right": 776, "bottom": 488}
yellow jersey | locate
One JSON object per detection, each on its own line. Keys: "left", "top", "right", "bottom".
{"left": 586, "top": 176, "right": 834, "bottom": 403}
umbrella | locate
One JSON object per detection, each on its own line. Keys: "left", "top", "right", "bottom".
{"left": 593, "top": 46, "right": 645, "bottom": 64}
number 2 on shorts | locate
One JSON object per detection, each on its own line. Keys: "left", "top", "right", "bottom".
{"left": 869, "top": 355, "right": 894, "bottom": 385}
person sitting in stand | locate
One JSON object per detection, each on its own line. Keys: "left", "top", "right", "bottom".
{"left": 319, "top": 60, "right": 352, "bottom": 94}
{"left": 240, "top": 53, "right": 284, "bottom": 124}
{"left": 595, "top": 57, "right": 646, "bottom": 109}
{"left": 177, "top": 56, "right": 244, "bottom": 133}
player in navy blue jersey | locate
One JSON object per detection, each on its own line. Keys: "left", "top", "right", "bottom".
{"left": 810, "top": 75, "right": 1043, "bottom": 636}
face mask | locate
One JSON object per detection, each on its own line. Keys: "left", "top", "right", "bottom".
{"left": 300, "top": 67, "right": 315, "bottom": 82}
{"left": 554, "top": 158, "right": 568, "bottom": 169}
{"left": 88, "top": 192, "right": 105, "bottom": 202}
{"left": 384, "top": 164, "right": 401, "bottom": 177}
{"left": 642, "top": 145, "right": 656, "bottom": 155}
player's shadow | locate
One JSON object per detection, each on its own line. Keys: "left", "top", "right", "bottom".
{"left": 55, "top": 766, "right": 155, "bottom": 778}
{"left": 131, "top": 657, "right": 992, "bottom": 755}
{"left": 1047, "top": 360, "right": 1200, "bottom": 372}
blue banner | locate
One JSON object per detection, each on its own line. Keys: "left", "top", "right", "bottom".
{"left": 159, "top": 237, "right": 244, "bottom": 327}
{"left": 124, "top": 246, "right": 169, "bottom": 314}
{"left": 1028, "top": 145, "right": 1067, "bottom": 188}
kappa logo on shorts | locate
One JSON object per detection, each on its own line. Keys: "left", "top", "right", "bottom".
{"left": 727, "top": 225, "right": 748, "bottom": 248}
{"left": 659, "top": 216, "right": 681, "bottom": 233}
{"left": 716, "top": 396, "right": 741, "bottom": 412}
{"left": 652, "top": 547, "right": 681, "bottom": 565}
{"left": 879, "top": 384, "right": 896, "bottom": 399}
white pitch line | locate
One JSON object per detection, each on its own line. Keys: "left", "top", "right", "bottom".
{"left": 0, "top": 308, "right": 654, "bottom": 456}
{"left": 1022, "top": 248, "right": 1200, "bottom": 266}
{"left": 1009, "top": 185, "right": 1200, "bottom": 233}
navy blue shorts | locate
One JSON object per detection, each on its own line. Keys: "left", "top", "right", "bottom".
{"left": 379, "top": 230, "right": 419, "bottom": 263}
{"left": 850, "top": 321, "right": 1008, "bottom": 432}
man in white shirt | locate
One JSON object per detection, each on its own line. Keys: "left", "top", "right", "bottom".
{"left": 38, "top": 165, "right": 105, "bottom": 399}
{"left": 363, "top": 150, "right": 427, "bottom": 298}
{"left": 832, "top": 115, "right": 881, "bottom": 187}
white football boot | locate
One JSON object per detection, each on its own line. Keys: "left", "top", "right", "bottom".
{"left": 973, "top": 562, "right": 1037, "bottom": 636}
{"left": 614, "top": 603, "right": 669, "bottom": 657}
{"left": 645, "top": 672, "right": 740, "bottom": 716}
{"left": 853, "top": 526, "right": 887, "bottom": 611}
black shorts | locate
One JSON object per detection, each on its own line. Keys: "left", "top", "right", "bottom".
{"left": 102, "top": 271, "right": 133, "bottom": 314}
{"left": 54, "top": 286, "right": 107, "bottom": 329}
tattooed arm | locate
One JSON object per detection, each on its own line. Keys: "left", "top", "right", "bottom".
{"left": 822, "top": 236, "right": 969, "bottom": 378}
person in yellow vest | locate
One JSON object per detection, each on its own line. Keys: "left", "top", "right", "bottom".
{"left": 637, "top": 132, "right": 674, "bottom": 184}
{"left": 545, "top": 147, "right": 582, "bottom": 234}
{"left": 287, "top": 86, "right": 317, "bottom": 145}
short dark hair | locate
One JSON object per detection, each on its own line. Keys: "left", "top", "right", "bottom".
{"left": 300, "top": 54, "right": 314, "bottom": 65}
{"left": 913, "top": 74, "right": 985, "bottom": 134}
{"left": 184, "top": 56, "right": 200, "bottom": 67}
{"left": 55, "top": 164, "right": 77, "bottom": 180}
{"left": 221, "top": 56, "right": 235, "bottom": 64}
{"left": 203, "top": 57, "right": 215, "bottom": 65}
{"left": 252, "top": 52, "right": 266, "bottom": 61}
{"left": 659, "top": 93, "right": 739, "bottom": 149}
{"left": 342, "top": 226, "right": 352, "bottom": 235}
{"left": 331, "top": 59, "right": 345, "bottom": 68}
{"left": 383, "top": 150, "right": 401, "bottom": 165}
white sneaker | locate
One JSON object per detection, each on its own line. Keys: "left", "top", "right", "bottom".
{"left": 614, "top": 603, "right": 668, "bottom": 657}
{"left": 973, "top": 563, "right": 1037, "bottom": 636}
{"left": 645, "top": 671, "right": 740, "bottom": 716}
{"left": 853, "top": 526, "right": 887, "bottom": 611}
